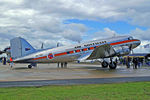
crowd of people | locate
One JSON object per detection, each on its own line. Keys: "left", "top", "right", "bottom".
{"left": 120, "top": 57, "right": 144, "bottom": 69}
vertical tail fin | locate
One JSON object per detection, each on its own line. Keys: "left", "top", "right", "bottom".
{"left": 10, "top": 37, "right": 36, "bottom": 59}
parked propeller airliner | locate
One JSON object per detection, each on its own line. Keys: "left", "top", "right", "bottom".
{"left": 10, "top": 36, "right": 140, "bottom": 69}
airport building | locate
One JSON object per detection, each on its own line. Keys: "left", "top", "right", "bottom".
{"left": 124, "top": 53, "right": 150, "bottom": 59}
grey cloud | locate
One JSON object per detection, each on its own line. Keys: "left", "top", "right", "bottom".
{"left": 66, "top": 23, "right": 88, "bottom": 32}
{"left": 60, "top": 23, "right": 88, "bottom": 42}
{"left": 130, "top": 28, "right": 150, "bottom": 41}
{"left": 1, "top": 0, "right": 150, "bottom": 49}
{"left": 28, "top": 15, "right": 63, "bottom": 33}
{"left": 92, "top": 28, "right": 117, "bottom": 40}
{"left": 61, "top": 29, "right": 82, "bottom": 42}
{"left": 22, "top": 0, "right": 150, "bottom": 27}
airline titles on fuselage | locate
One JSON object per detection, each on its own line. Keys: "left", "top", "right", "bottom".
{"left": 75, "top": 41, "right": 107, "bottom": 49}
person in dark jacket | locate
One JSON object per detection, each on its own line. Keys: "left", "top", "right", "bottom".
{"left": 133, "top": 57, "right": 138, "bottom": 69}
{"left": 126, "top": 56, "right": 131, "bottom": 68}
{"left": 2, "top": 57, "right": 6, "bottom": 65}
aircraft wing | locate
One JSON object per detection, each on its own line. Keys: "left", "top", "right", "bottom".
{"left": 87, "top": 44, "right": 116, "bottom": 59}
{"left": 77, "top": 44, "right": 116, "bottom": 61}
{"left": 87, "top": 44, "right": 115, "bottom": 59}
{"left": 77, "top": 44, "right": 115, "bottom": 61}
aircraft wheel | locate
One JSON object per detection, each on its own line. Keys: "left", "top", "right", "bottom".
{"left": 28, "top": 65, "right": 32, "bottom": 69}
{"left": 102, "top": 61, "right": 108, "bottom": 68}
{"left": 109, "top": 62, "right": 117, "bottom": 69}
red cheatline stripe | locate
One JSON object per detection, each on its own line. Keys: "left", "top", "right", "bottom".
{"left": 32, "top": 56, "right": 47, "bottom": 60}
{"left": 82, "top": 48, "right": 88, "bottom": 51}
{"left": 54, "top": 52, "right": 67, "bottom": 57}
{"left": 33, "top": 40, "right": 139, "bottom": 58}
{"left": 110, "top": 40, "right": 138, "bottom": 46}
{"left": 90, "top": 47, "right": 94, "bottom": 50}
{"left": 69, "top": 51, "right": 74, "bottom": 54}
{"left": 75, "top": 49, "right": 80, "bottom": 52}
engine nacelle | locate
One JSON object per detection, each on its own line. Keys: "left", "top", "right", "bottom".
{"left": 113, "top": 46, "right": 130, "bottom": 56}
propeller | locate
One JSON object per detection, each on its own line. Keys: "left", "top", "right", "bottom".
{"left": 41, "top": 43, "right": 44, "bottom": 49}
{"left": 0, "top": 51, "right": 5, "bottom": 55}
{"left": 57, "top": 42, "right": 60, "bottom": 47}
{"left": 0, "top": 46, "right": 10, "bottom": 55}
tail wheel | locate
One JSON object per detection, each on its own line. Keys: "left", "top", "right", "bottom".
{"left": 28, "top": 65, "right": 32, "bottom": 69}
{"left": 109, "top": 62, "right": 117, "bottom": 69}
{"left": 102, "top": 61, "right": 108, "bottom": 68}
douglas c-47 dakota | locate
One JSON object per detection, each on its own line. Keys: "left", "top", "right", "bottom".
{"left": 9, "top": 35, "right": 140, "bottom": 69}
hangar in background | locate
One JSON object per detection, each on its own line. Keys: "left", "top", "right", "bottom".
{"left": 124, "top": 53, "right": 150, "bottom": 59}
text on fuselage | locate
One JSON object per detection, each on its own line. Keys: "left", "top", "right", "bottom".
{"left": 74, "top": 41, "right": 107, "bottom": 49}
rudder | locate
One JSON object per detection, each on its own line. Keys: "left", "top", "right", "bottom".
{"left": 10, "top": 37, "right": 36, "bottom": 59}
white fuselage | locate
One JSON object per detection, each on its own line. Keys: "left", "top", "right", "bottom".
{"left": 14, "top": 36, "right": 140, "bottom": 63}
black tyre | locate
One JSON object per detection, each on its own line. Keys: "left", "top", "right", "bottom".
{"left": 109, "top": 62, "right": 117, "bottom": 69}
{"left": 102, "top": 61, "right": 108, "bottom": 68}
{"left": 28, "top": 65, "right": 32, "bottom": 69}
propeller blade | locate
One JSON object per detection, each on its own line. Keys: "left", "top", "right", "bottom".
{"left": 41, "top": 43, "right": 44, "bottom": 49}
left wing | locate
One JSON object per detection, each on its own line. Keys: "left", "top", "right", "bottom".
{"left": 77, "top": 44, "right": 116, "bottom": 61}
{"left": 87, "top": 44, "right": 115, "bottom": 59}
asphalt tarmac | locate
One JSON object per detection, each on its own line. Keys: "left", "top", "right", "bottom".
{"left": 0, "top": 63, "right": 150, "bottom": 87}
{"left": 0, "top": 76, "right": 150, "bottom": 87}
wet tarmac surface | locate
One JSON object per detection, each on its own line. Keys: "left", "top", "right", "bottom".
{"left": 0, "top": 63, "right": 150, "bottom": 81}
{"left": 1, "top": 76, "right": 150, "bottom": 87}
{"left": 0, "top": 63, "right": 150, "bottom": 87}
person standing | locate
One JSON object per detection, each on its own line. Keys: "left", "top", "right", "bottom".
{"left": 126, "top": 56, "right": 131, "bottom": 68}
{"left": 115, "top": 58, "right": 118, "bottom": 64}
{"left": 9, "top": 57, "right": 13, "bottom": 68}
{"left": 133, "top": 57, "right": 138, "bottom": 69}
{"left": 137, "top": 57, "right": 141, "bottom": 68}
{"left": 57, "top": 62, "right": 60, "bottom": 68}
{"left": 2, "top": 57, "right": 6, "bottom": 65}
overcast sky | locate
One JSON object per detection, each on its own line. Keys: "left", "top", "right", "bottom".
{"left": 0, "top": 0, "right": 150, "bottom": 52}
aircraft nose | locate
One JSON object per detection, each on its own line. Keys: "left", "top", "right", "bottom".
{"left": 136, "top": 39, "right": 141, "bottom": 46}
{"left": 132, "top": 39, "right": 141, "bottom": 49}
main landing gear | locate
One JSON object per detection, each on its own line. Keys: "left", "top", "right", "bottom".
{"left": 102, "top": 61, "right": 109, "bottom": 68}
{"left": 109, "top": 61, "right": 117, "bottom": 69}
{"left": 101, "top": 58, "right": 117, "bottom": 69}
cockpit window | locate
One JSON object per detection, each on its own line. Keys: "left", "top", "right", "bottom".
{"left": 128, "top": 37, "right": 133, "bottom": 40}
